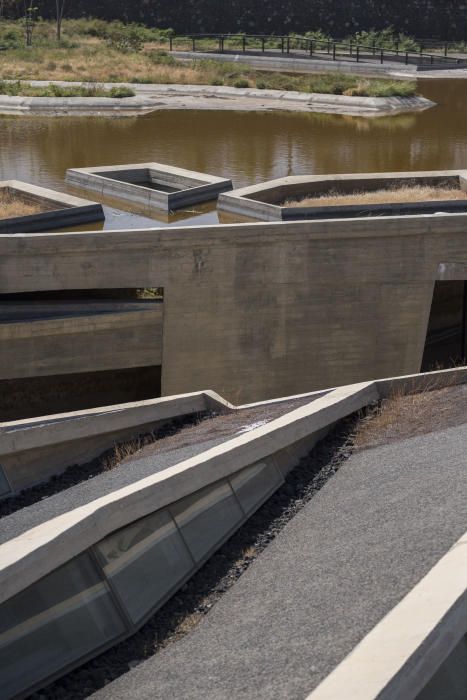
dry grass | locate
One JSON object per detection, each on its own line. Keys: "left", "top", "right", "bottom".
{"left": 287, "top": 185, "right": 467, "bottom": 208}
{"left": 0, "top": 191, "right": 43, "bottom": 219}
{"left": 0, "top": 21, "right": 415, "bottom": 96}
{"left": 355, "top": 377, "right": 467, "bottom": 449}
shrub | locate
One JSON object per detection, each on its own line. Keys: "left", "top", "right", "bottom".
{"left": 147, "top": 50, "right": 177, "bottom": 66}
{"left": 256, "top": 80, "right": 267, "bottom": 89}
{"left": 210, "top": 79, "right": 223, "bottom": 86}
{"left": 109, "top": 86, "right": 135, "bottom": 98}
{"left": 233, "top": 79, "right": 249, "bottom": 88}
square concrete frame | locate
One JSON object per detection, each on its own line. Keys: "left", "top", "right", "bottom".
{"left": 218, "top": 169, "right": 467, "bottom": 221}
{"left": 0, "top": 180, "right": 105, "bottom": 233}
{"left": 66, "top": 163, "right": 233, "bottom": 212}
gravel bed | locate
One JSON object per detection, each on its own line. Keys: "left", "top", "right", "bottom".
{"left": 30, "top": 412, "right": 361, "bottom": 700}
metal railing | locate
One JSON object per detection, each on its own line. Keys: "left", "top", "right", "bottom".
{"left": 168, "top": 33, "right": 467, "bottom": 68}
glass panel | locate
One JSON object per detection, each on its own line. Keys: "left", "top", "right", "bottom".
{"left": 0, "top": 465, "right": 10, "bottom": 498}
{"left": 230, "top": 459, "right": 283, "bottom": 515}
{"left": 0, "top": 552, "right": 126, "bottom": 700}
{"left": 171, "top": 480, "right": 243, "bottom": 563}
{"left": 416, "top": 634, "right": 467, "bottom": 700}
{"left": 95, "top": 509, "right": 193, "bottom": 625}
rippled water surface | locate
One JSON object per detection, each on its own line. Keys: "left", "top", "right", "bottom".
{"left": 0, "top": 79, "right": 465, "bottom": 229}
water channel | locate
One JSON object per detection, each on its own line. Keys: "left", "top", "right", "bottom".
{"left": 0, "top": 79, "right": 466, "bottom": 229}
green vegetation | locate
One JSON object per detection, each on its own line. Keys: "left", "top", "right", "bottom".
{"left": 0, "top": 19, "right": 416, "bottom": 97}
{"left": 0, "top": 80, "right": 135, "bottom": 98}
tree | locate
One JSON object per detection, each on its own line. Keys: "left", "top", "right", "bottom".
{"left": 55, "top": 0, "right": 65, "bottom": 42}
{"left": 23, "top": 0, "right": 36, "bottom": 46}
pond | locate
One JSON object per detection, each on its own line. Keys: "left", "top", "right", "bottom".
{"left": 0, "top": 79, "right": 465, "bottom": 229}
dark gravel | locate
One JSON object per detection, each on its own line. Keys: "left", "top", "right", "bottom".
{"left": 29, "top": 413, "right": 361, "bottom": 700}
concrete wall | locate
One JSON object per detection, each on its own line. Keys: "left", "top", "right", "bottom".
{"left": 0, "top": 301, "right": 163, "bottom": 379}
{"left": 2, "top": 214, "right": 467, "bottom": 404}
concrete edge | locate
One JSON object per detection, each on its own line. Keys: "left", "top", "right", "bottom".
{"left": 0, "top": 80, "right": 435, "bottom": 118}
{"left": 306, "top": 530, "right": 467, "bottom": 700}
{"left": 218, "top": 170, "right": 467, "bottom": 221}
{"left": 0, "top": 391, "right": 220, "bottom": 451}
{"left": 0, "top": 179, "right": 105, "bottom": 232}
{"left": 0, "top": 95, "right": 159, "bottom": 117}
{"left": 0, "top": 381, "right": 377, "bottom": 604}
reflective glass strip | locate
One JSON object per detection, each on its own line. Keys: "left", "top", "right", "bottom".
{"left": 171, "top": 480, "right": 243, "bottom": 563}
{"left": 96, "top": 509, "right": 193, "bottom": 625}
{"left": 230, "top": 459, "right": 283, "bottom": 515}
{"left": 0, "top": 552, "right": 126, "bottom": 700}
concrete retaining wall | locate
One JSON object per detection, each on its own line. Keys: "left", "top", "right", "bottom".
{"left": 3, "top": 210, "right": 467, "bottom": 406}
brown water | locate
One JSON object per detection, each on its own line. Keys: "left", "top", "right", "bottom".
{"left": 0, "top": 79, "right": 465, "bottom": 229}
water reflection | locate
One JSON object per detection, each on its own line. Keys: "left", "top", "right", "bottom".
{"left": 0, "top": 79, "right": 466, "bottom": 229}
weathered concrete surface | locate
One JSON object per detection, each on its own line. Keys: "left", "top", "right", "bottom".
{"left": 0, "top": 390, "right": 225, "bottom": 493}
{"left": 2, "top": 80, "right": 435, "bottom": 118}
{"left": 0, "top": 94, "right": 162, "bottom": 117}
{"left": 218, "top": 169, "right": 467, "bottom": 221}
{"left": 0, "top": 301, "right": 163, "bottom": 380}
{"left": 90, "top": 422, "right": 467, "bottom": 700}
{"left": 66, "top": 162, "right": 232, "bottom": 212}
{"left": 3, "top": 212, "right": 467, "bottom": 404}
{"left": 0, "top": 179, "right": 104, "bottom": 232}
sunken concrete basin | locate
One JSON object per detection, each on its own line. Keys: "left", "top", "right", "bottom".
{"left": 0, "top": 180, "right": 104, "bottom": 233}
{"left": 66, "top": 162, "right": 233, "bottom": 212}
{"left": 218, "top": 170, "right": 467, "bottom": 221}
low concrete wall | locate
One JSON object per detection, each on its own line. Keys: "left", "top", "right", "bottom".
{"left": 0, "top": 180, "right": 104, "bottom": 233}
{"left": 5, "top": 80, "right": 436, "bottom": 118}
{"left": 0, "top": 95, "right": 161, "bottom": 117}
{"left": 0, "top": 391, "right": 231, "bottom": 493}
{"left": 218, "top": 170, "right": 467, "bottom": 221}
{"left": 66, "top": 162, "right": 233, "bottom": 212}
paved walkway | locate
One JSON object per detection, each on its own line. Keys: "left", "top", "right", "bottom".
{"left": 92, "top": 422, "right": 467, "bottom": 700}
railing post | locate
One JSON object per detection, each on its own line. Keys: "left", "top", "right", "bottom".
{"left": 380, "top": 48, "right": 384, "bottom": 64}
{"left": 242, "top": 35, "right": 246, "bottom": 52}
{"left": 349, "top": 40, "right": 352, "bottom": 57}
{"left": 310, "top": 40, "right": 313, "bottom": 56}
{"left": 356, "top": 45, "right": 360, "bottom": 62}
{"left": 287, "top": 36, "right": 290, "bottom": 54}
{"left": 169, "top": 36, "right": 173, "bottom": 51}
{"left": 333, "top": 43, "right": 336, "bottom": 60}
{"left": 262, "top": 37, "right": 265, "bottom": 52}
{"left": 395, "top": 40, "right": 399, "bottom": 55}
{"left": 431, "top": 53, "right": 433, "bottom": 65}
{"left": 373, "top": 41, "right": 376, "bottom": 56}
{"left": 445, "top": 43, "right": 448, "bottom": 57}
{"left": 405, "top": 51, "right": 409, "bottom": 65}
{"left": 281, "top": 37, "right": 284, "bottom": 54}
{"left": 192, "top": 37, "right": 195, "bottom": 52}
{"left": 327, "top": 39, "right": 330, "bottom": 54}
